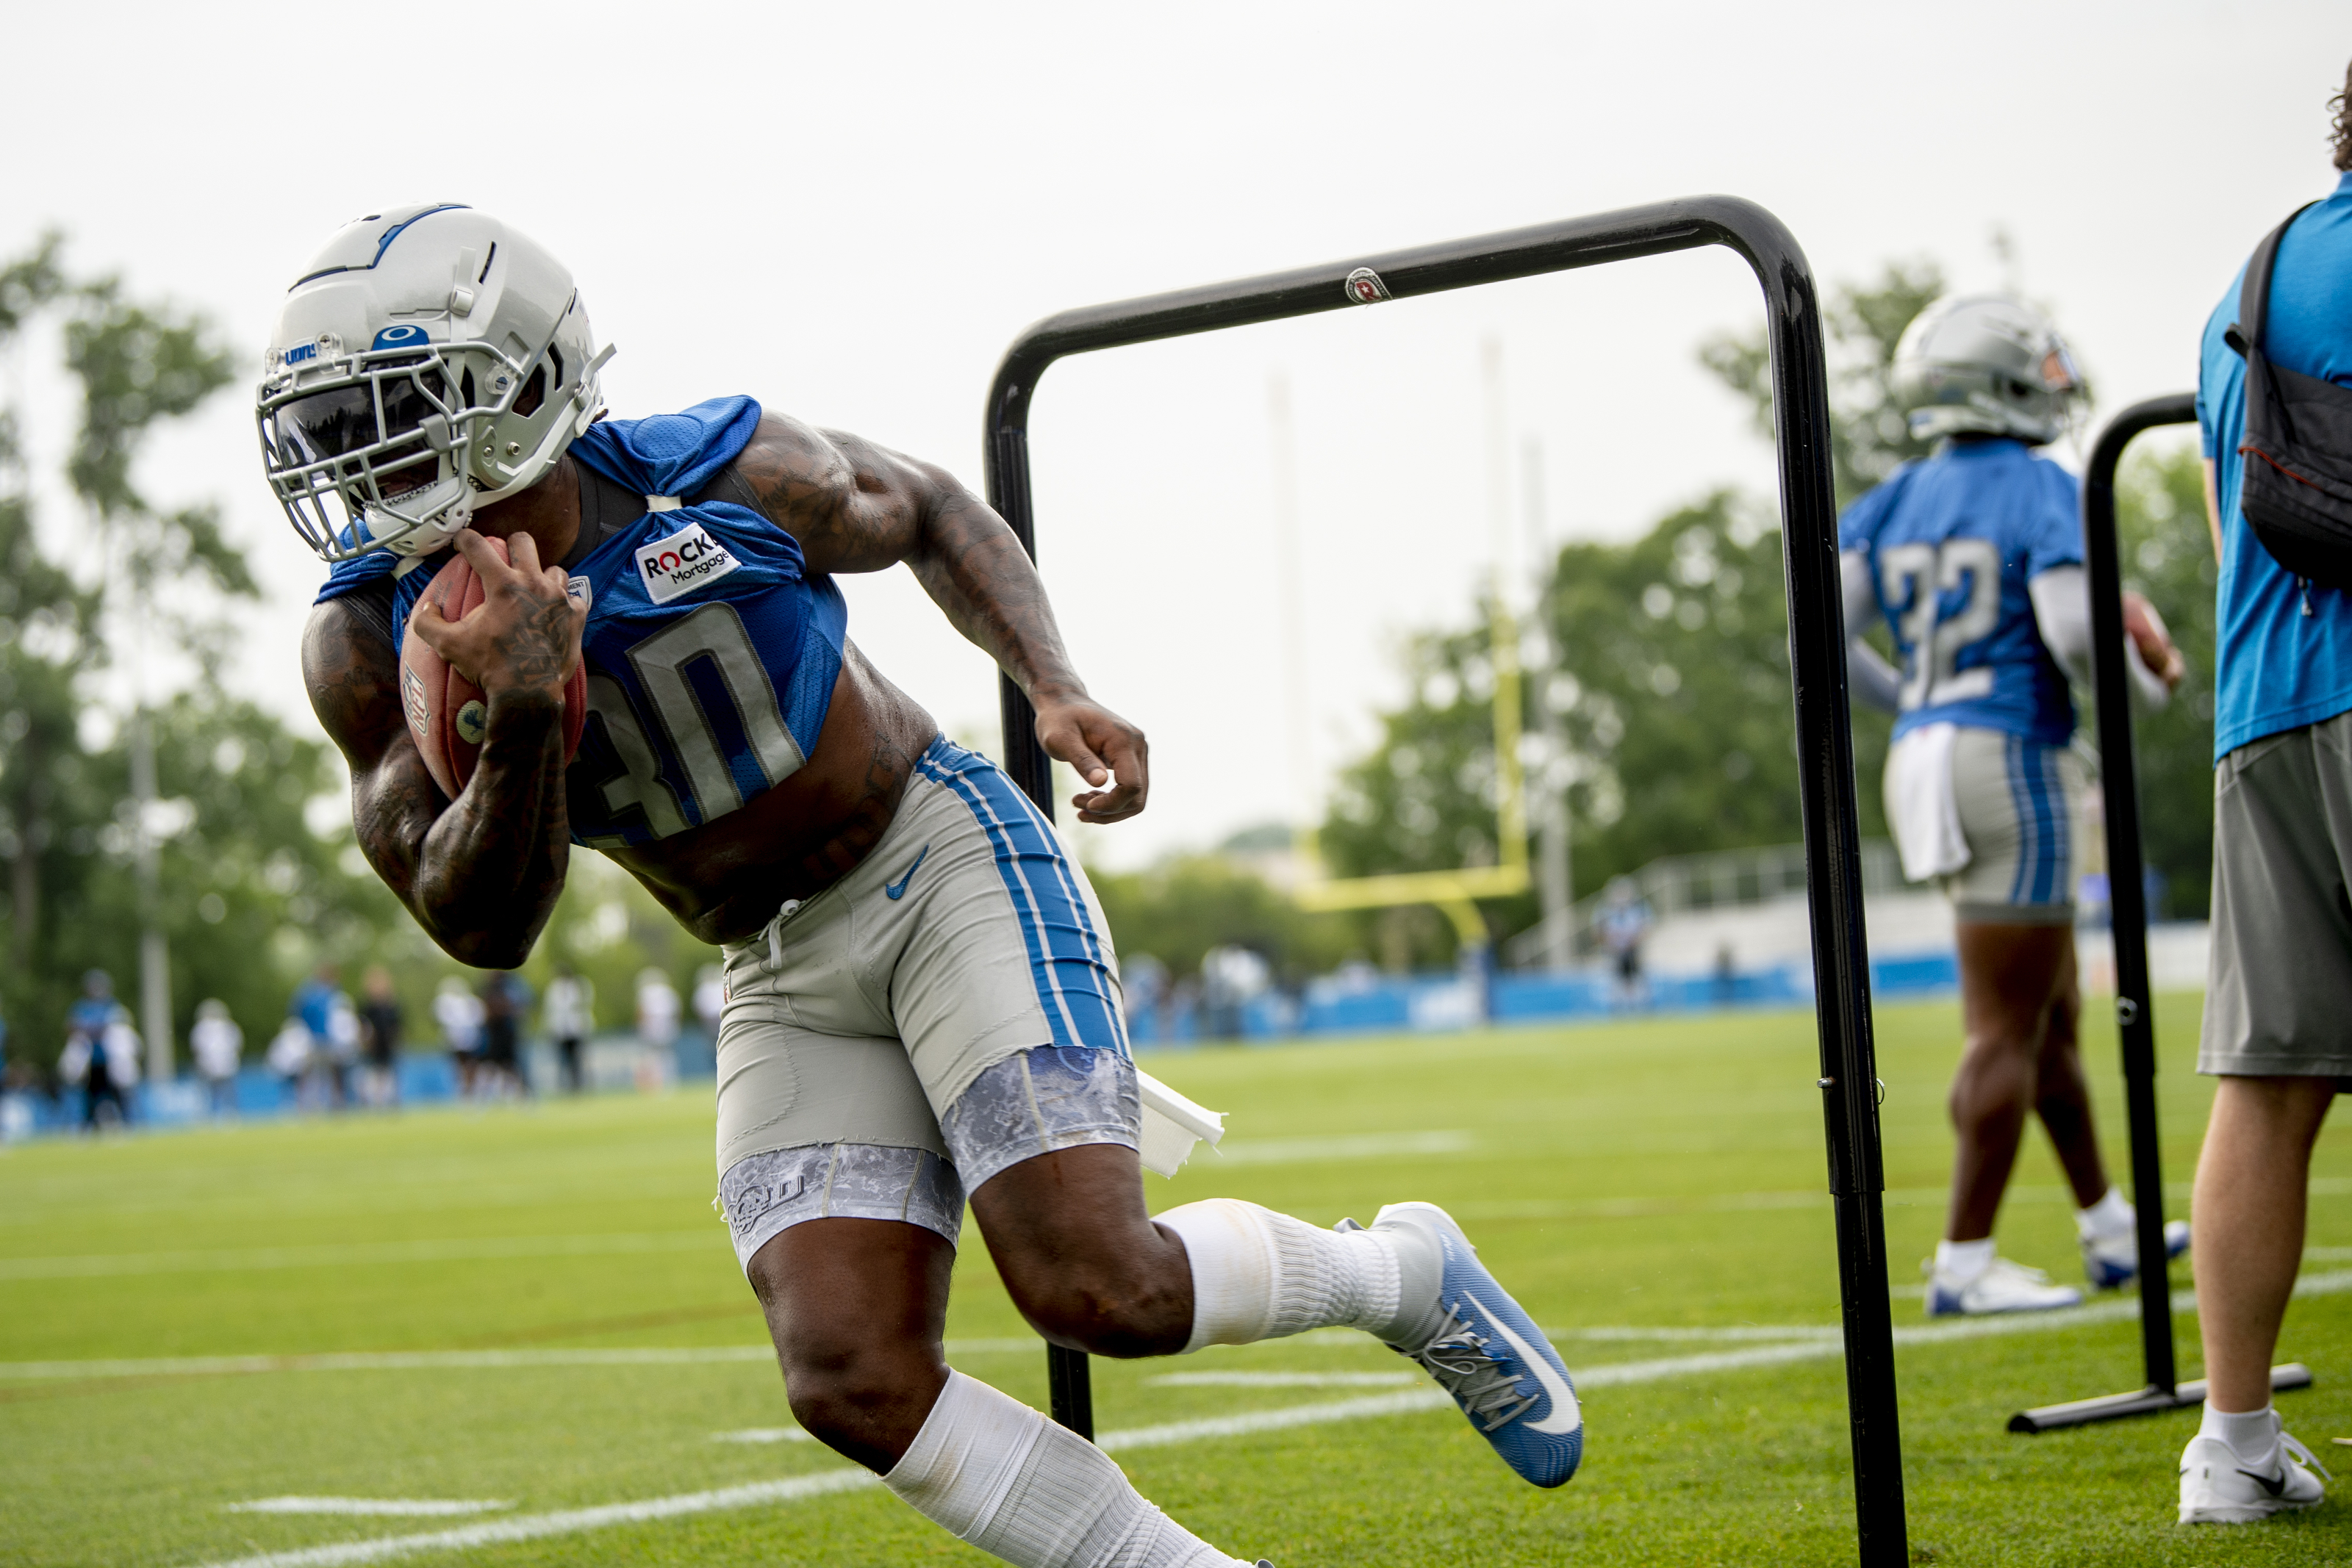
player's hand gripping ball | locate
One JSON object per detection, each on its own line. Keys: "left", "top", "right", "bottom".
{"left": 398, "top": 535, "right": 589, "bottom": 798}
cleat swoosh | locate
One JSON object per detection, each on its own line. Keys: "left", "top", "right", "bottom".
{"left": 2238, "top": 1468, "right": 2290, "bottom": 1497}
{"left": 1485, "top": 1313, "right": 1580, "bottom": 1436}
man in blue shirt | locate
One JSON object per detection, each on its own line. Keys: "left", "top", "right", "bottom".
{"left": 2176, "top": 70, "right": 2352, "bottom": 1527}
{"left": 1843, "top": 298, "right": 2184, "bottom": 1316}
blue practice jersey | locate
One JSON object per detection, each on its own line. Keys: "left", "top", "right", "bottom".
{"left": 318, "top": 398, "right": 847, "bottom": 849}
{"left": 2199, "top": 173, "right": 2352, "bottom": 762}
{"left": 1838, "top": 438, "right": 2080, "bottom": 746}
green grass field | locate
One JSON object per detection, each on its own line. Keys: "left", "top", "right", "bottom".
{"left": 7, "top": 994, "right": 2352, "bottom": 1567}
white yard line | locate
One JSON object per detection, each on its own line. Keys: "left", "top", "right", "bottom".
{"left": 178, "top": 1267, "right": 2352, "bottom": 1568}
{"left": 711, "top": 1428, "right": 815, "bottom": 1444}
{"left": 192, "top": 1470, "right": 882, "bottom": 1568}
{"left": 1147, "top": 1371, "right": 1419, "bottom": 1388}
{"left": 227, "top": 1501, "right": 514, "bottom": 1518}
{"left": 0, "top": 1337, "right": 1038, "bottom": 1382}
{"left": 1556, "top": 1325, "right": 1841, "bottom": 1342}
{"left": 22, "top": 1178, "right": 2349, "bottom": 1281}
{"left": 1453, "top": 1175, "right": 2352, "bottom": 1224}
{"left": 1208, "top": 1131, "right": 1474, "bottom": 1165}
{"left": 0, "top": 1232, "right": 728, "bottom": 1282}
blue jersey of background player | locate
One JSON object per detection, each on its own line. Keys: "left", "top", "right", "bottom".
{"left": 1838, "top": 295, "right": 2184, "bottom": 1321}
{"left": 1840, "top": 434, "right": 2081, "bottom": 747}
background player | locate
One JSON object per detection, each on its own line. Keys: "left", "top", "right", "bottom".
{"left": 265, "top": 204, "right": 1584, "bottom": 1568}
{"left": 1840, "top": 295, "right": 2187, "bottom": 1315}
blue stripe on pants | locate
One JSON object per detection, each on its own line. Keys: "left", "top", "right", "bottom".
{"left": 2005, "top": 735, "right": 2037, "bottom": 905}
{"left": 916, "top": 744, "right": 1130, "bottom": 1058}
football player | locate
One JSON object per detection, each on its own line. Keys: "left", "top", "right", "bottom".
{"left": 264, "top": 204, "right": 1585, "bottom": 1568}
{"left": 1840, "top": 295, "right": 2187, "bottom": 1315}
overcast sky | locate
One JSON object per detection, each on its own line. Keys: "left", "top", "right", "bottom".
{"left": 4, "top": 1, "right": 2343, "bottom": 866}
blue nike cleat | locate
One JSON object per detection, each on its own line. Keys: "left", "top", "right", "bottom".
{"left": 2082, "top": 1218, "right": 2191, "bottom": 1290}
{"left": 1350, "top": 1202, "right": 1583, "bottom": 1488}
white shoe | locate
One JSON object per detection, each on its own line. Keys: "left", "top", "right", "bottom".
{"left": 1923, "top": 1256, "right": 2082, "bottom": 1316}
{"left": 2082, "top": 1218, "right": 2191, "bottom": 1290}
{"left": 2179, "top": 1423, "right": 2328, "bottom": 1524}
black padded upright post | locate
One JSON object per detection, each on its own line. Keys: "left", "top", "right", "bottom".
{"left": 981, "top": 420, "right": 1095, "bottom": 1440}
{"left": 982, "top": 197, "right": 1902, "bottom": 1563}
{"left": 2007, "top": 392, "right": 2312, "bottom": 1433}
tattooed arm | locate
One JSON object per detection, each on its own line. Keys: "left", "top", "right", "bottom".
{"left": 732, "top": 413, "right": 1150, "bottom": 823}
{"left": 301, "top": 531, "right": 585, "bottom": 966}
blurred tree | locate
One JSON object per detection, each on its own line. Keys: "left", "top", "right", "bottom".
{"left": 1699, "top": 260, "right": 1946, "bottom": 507}
{"left": 1090, "top": 849, "right": 1355, "bottom": 986}
{"left": 1317, "top": 494, "right": 1890, "bottom": 963}
{"left": 0, "top": 237, "right": 409, "bottom": 1082}
{"left": 62, "top": 273, "right": 243, "bottom": 1078}
{"left": 0, "top": 234, "right": 87, "bottom": 1071}
{"left": 1313, "top": 265, "right": 1958, "bottom": 961}
{"left": 2112, "top": 439, "right": 2217, "bottom": 917}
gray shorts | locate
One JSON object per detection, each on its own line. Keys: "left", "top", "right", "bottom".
{"left": 1940, "top": 727, "right": 2081, "bottom": 925}
{"left": 712, "top": 738, "right": 1140, "bottom": 1271}
{"left": 2202, "top": 710, "right": 2352, "bottom": 1077}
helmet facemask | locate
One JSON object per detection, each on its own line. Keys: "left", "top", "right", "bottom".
{"left": 258, "top": 316, "right": 595, "bottom": 563}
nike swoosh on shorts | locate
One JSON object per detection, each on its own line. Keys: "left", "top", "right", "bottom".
{"left": 886, "top": 844, "right": 931, "bottom": 900}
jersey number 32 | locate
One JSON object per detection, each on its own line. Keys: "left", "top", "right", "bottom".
{"left": 1878, "top": 538, "right": 1999, "bottom": 712}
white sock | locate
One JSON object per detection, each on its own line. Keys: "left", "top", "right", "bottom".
{"left": 2076, "top": 1186, "right": 2134, "bottom": 1240}
{"left": 1156, "top": 1198, "right": 1404, "bottom": 1352}
{"left": 1934, "top": 1237, "right": 1996, "bottom": 1284}
{"left": 885, "top": 1371, "right": 1248, "bottom": 1568}
{"left": 2199, "top": 1402, "right": 2280, "bottom": 1464}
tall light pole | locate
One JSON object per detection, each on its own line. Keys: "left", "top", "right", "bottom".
{"left": 1524, "top": 437, "right": 1573, "bottom": 971}
{"left": 1269, "top": 374, "right": 1313, "bottom": 841}
{"left": 119, "top": 523, "right": 172, "bottom": 1086}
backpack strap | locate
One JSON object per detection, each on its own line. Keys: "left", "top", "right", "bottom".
{"left": 2226, "top": 202, "right": 2318, "bottom": 359}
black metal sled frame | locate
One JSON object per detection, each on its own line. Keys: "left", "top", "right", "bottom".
{"left": 982, "top": 196, "right": 1906, "bottom": 1564}
{"left": 2007, "top": 393, "right": 2314, "bottom": 1434}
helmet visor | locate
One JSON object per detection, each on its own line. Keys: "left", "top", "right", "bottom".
{"left": 269, "top": 362, "right": 451, "bottom": 466}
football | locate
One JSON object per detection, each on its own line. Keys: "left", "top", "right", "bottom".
{"left": 398, "top": 536, "right": 589, "bottom": 799}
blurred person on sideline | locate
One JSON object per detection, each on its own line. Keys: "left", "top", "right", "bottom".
{"left": 544, "top": 962, "right": 594, "bottom": 1094}
{"left": 289, "top": 963, "right": 356, "bottom": 1108}
{"left": 190, "top": 999, "right": 244, "bottom": 1118}
{"left": 692, "top": 962, "right": 725, "bottom": 1043}
{"left": 1597, "top": 878, "right": 1652, "bottom": 1008}
{"left": 61, "top": 971, "right": 135, "bottom": 1129}
{"left": 266, "top": 1016, "right": 312, "bottom": 1107}
{"left": 1840, "top": 291, "right": 2187, "bottom": 1317}
{"left": 1199, "top": 945, "right": 1269, "bottom": 1040}
{"left": 434, "top": 976, "right": 484, "bottom": 1096}
{"left": 634, "top": 968, "right": 679, "bottom": 1087}
{"left": 2170, "top": 68, "right": 2352, "bottom": 1526}
{"left": 358, "top": 967, "right": 404, "bottom": 1107}
{"left": 477, "top": 970, "right": 532, "bottom": 1098}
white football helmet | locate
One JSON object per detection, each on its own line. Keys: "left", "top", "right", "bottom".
{"left": 255, "top": 203, "right": 613, "bottom": 562}
{"left": 1890, "top": 293, "right": 2082, "bottom": 445}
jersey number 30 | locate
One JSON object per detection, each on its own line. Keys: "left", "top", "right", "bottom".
{"left": 1878, "top": 539, "right": 2000, "bottom": 712}
{"left": 578, "top": 602, "right": 808, "bottom": 843}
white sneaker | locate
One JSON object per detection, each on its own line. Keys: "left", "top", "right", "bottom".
{"left": 2179, "top": 1424, "right": 2328, "bottom": 1524}
{"left": 2081, "top": 1217, "right": 2191, "bottom": 1289}
{"left": 1923, "top": 1256, "right": 2083, "bottom": 1316}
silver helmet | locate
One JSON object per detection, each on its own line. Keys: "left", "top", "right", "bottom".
{"left": 255, "top": 204, "right": 613, "bottom": 563}
{"left": 1890, "top": 293, "right": 2082, "bottom": 445}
